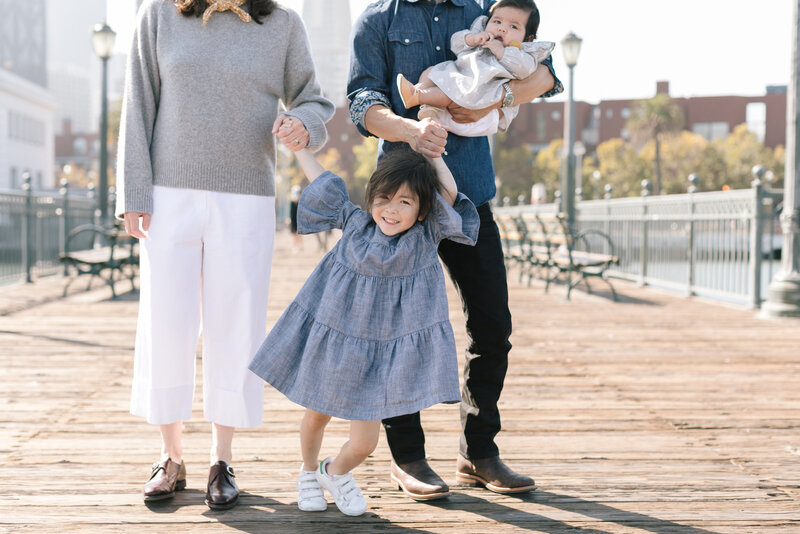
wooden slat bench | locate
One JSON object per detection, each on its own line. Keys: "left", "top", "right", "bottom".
{"left": 59, "top": 223, "right": 139, "bottom": 299}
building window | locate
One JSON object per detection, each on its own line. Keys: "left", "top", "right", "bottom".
{"left": 746, "top": 102, "right": 766, "bottom": 143}
{"left": 551, "top": 110, "right": 561, "bottom": 121}
{"left": 621, "top": 107, "right": 631, "bottom": 119}
{"left": 73, "top": 138, "right": 88, "bottom": 156}
{"left": 621, "top": 129, "right": 630, "bottom": 140}
{"left": 692, "top": 122, "right": 730, "bottom": 141}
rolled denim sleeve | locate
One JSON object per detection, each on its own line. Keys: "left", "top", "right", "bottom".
{"left": 347, "top": 10, "right": 392, "bottom": 138}
{"left": 349, "top": 90, "right": 392, "bottom": 138}
{"left": 539, "top": 56, "right": 564, "bottom": 98}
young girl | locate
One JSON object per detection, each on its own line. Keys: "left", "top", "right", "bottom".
{"left": 248, "top": 119, "right": 479, "bottom": 516}
{"left": 396, "top": 0, "right": 554, "bottom": 137}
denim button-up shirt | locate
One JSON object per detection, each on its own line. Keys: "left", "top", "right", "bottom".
{"left": 347, "top": 0, "right": 563, "bottom": 207}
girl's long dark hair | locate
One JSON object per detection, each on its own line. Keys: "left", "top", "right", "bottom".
{"left": 175, "top": 0, "right": 277, "bottom": 24}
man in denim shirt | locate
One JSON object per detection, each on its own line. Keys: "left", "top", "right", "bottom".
{"left": 347, "top": 0, "right": 563, "bottom": 500}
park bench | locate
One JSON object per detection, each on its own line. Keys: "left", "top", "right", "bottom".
{"left": 59, "top": 223, "right": 139, "bottom": 299}
{"left": 514, "top": 212, "right": 619, "bottom": 301}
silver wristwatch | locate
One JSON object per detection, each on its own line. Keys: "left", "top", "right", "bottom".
{"left": 501, "top": 83, "right": 514, "bottom": 108}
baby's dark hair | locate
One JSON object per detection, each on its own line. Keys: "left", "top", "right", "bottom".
{"left": 489, "top": 0, "right": 540, "bottom": 41}
{"left": 365, "top": 150, "right": 438, "bottom": 221}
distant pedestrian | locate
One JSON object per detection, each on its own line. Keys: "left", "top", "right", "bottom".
{"left": 248, "top": 132, "right": 478, "bottom": 516}
{"left": 116, "top": 0, "right": 333, "bottom": 510}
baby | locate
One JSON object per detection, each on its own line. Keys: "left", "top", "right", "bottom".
{"left": 397, "top": 0, "right": 554, "bottom": 137}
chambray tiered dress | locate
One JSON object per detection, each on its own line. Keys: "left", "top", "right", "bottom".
{"left": 248, "top": 171, "right": 479, "bottom": 421}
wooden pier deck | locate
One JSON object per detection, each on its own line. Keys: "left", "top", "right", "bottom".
{"left": 2, "top": 231, "right": 800, "bottom": 533}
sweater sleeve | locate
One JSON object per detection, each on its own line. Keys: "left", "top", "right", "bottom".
{"left": 281, "top": 10, "right": 335, "bottom": 153}
{"left": 115, "top": 0, "right": 161, "bottom": 218}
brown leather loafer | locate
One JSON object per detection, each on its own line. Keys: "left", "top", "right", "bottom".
{"left": 391, "top": 459, "right": 451, "bottom": 501}
{"left": 143, "top": 458, "right": 186, "bottom": 502}
{"left": 206, "top": 461, "right": 239, "bottom": 510}
{"left": 456, "top": 455, "right": 535, "bottom": 494}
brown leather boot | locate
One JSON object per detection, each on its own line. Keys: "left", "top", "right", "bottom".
{"left": 206, "top": 461, "right": 240, "bottom": 510}
{"left": 391, "top": 459, "right": 451, "bottom": 501}
{"left": 456, "top": 455, "right": 535, "bottom": 494}
{"left": 143, "top": 458, "right": 186, "bottom": 502}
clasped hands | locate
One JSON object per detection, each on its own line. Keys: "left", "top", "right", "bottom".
{"left": 273, "top": 114, "right": 309, "bottom": 152}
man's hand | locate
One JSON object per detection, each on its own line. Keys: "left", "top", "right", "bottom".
{"left": 447, "top": 101, "right": 499, "bottom": 124}
{"left": 123, "top": 212, "right": 151, "bottom": 239}
{"left": 407, "top": 117, "right": 447, "bottom": 158}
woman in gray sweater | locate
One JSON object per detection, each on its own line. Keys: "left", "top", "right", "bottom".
{"left": 116, "top": 0, "right": 334, "bottom": 509}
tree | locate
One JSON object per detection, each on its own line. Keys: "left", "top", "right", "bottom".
{"left": 351, "top": 136, "right": 379, "bottom": 206}
{"left": 493, "top": 132, "right": 535, "bottom": 202}
{"left": 595, "top": 138, "right": 650, "bottom": 197}
{"left": 531, "top": 139, "right": 563, "bottom": 201}
{"left": 626, "top": 94, "right": 684, "bottom": 195}
{"left": 713, "top": 124, "right": 777, "bottom": 190}
{"left": 640, "top": 131, "right": 708, "bottom": 194}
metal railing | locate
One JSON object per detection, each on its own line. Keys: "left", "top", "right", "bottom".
{"left": 495, "top": 179, "right": 783, "bottom": 308}
{"left": 0, "top": 173, "right": 97, "bottom": 284}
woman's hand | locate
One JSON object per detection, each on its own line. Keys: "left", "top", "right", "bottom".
{"left": 406, "top": 117, "right": 447, "bottom": 158}
{"left": 123, "top": 212, "right": 151, "bottom": 239}
{"left": 273, "top": 114, "right": 309, "bottom": 152}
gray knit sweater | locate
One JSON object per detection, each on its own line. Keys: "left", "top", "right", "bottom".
{"left": 115, "top": 0, "right": 335, "bottom": 217}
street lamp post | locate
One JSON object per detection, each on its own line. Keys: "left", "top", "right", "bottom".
{"left": 762, "top": 0, "right": 800, "bottom": 317}
{"left": 561, "top": 31, "right": 582, "bottom": 233}
{"left": 91, "top": 22, "right": 116, "bottom": 227}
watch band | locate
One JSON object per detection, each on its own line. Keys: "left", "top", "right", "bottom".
{"left": 501, "top": 83, "right": 514, "bottom": 108}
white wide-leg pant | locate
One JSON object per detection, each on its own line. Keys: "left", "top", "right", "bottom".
{"left": 130, "top": 186, "right": 275, "bottom": 428}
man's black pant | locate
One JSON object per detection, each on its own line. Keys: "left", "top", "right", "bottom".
{"left": 383, "top": 203, "right": 513, "bottom": 462}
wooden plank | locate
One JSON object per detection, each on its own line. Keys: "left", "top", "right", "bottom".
{"left": 1, "top": 231, "right": 800, "bottom": 531}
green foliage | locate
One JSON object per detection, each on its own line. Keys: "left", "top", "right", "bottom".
{"left": 531, "top": 139, "right": 563, "bottom": 201}
{"left": 595, "top": 138, "right": 650, "bottom": 197}
{"left": 492, "top": 132, "right": 536, "bottom": 202}
{"left": 351, "top": 136, "right": 379, "bottom": 207}
{"left": 626, "top": 94, "right": 685, "bottom": 194}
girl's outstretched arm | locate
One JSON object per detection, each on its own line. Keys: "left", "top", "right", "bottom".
{"left": 294, "top": 148, "right": 326, "bottom": 183}
{"left": 428, "top": 156, "right": 458, "bottom": 206}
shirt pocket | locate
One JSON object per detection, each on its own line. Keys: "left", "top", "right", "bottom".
{"left": 387, "top": 29, "right": 428, "bottom": 80}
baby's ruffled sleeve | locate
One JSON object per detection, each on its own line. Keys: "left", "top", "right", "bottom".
{"left": 297, "top": 171, "right": 360, "bottom": 234}
{"left": 426, "top": 192, "right": 480, "bottom": 246}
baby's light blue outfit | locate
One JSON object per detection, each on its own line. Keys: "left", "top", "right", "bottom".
{"left": 248, "top": 171, "right": 480, "bottom": 421}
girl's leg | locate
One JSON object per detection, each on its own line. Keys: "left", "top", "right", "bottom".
{"left": 327, "top": 420, "right": 380, "bottom": 475}
{"left": 161, "top": 421, "right": 183, "bottom": 461}
{"left": 301, "top": 409, "right": 332, "bottom": 471}
{"left": 211, "top": 423, "right": 234, "bottom": 464}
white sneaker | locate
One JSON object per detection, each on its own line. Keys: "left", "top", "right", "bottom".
{"left": 315, "top": 457, "right": 367, "bottom": 516}
{"left": 297, "top": 465, "right": 327, "bottom": 511}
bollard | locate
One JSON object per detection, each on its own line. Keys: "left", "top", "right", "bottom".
{"left": 60, "top": 178, "right": 70, "bottom": 275}
{"left": 502, "top": 196, "right": 511, "bottom": 207}
{"left": 21, "top": 172, "right": 34, "bottom": 283}
{"left": 517, "top": 194, "right": 526, "bottom": 206}
{"left": 603, "top": 184, "right": 614, "bottom": 200}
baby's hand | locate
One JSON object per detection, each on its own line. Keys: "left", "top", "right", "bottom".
{"left": 466, "top": 31, "right": 492, "bottom": 47}
{"left": 482, "top": 37, "right": 505, "bottom": 59}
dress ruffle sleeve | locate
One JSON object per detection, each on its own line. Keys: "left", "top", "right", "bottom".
{"left": 426, "top": 192, "right": 480, "bottom": 246}
{"left": 297, "top": 171, "right": 360, "bottom": 234}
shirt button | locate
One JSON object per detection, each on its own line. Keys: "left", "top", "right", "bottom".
{"left": 434, "top": 16, "right": 439, "bottom": 22}
{"left": 404, "top": 38, "right": 410, "bottom": 43}
{"left": 436, "top": 46, "right": 441, "bottom": 51}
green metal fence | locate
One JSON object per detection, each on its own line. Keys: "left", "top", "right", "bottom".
{"left": 0, "top": 174, "right": 97, "bottom": 285}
